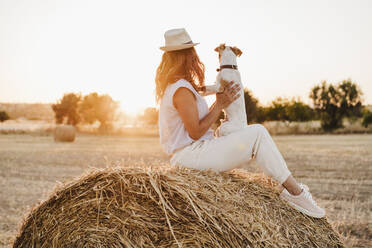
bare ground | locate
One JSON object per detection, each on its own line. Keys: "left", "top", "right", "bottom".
{"left": 0, "top": 133, "right": 371, "bottom": 247}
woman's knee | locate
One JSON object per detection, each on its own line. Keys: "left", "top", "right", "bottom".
{"left": 235, "top": 124, "right": 267, "bottom": 142}
{"left": 246, "top": 123, "right": 268, "bottom": 135}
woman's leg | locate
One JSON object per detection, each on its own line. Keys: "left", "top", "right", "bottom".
{"left": 172, "top": 124, "right": 292, "bottom": 184}
{"left": 281, "top": 175, "right": 302, "bottom": 195}
{"left": 171, "top": 123, "right": 325, "bottom": 218}
{"left": 171, "top": 124, "right": 305, "bottom": 195}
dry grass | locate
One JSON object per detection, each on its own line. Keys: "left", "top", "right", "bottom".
{"left": 0, "top": 133, "right": 371, "bottom": 247}
{"left": 0, "top": 120, "right": 54, "bottom": 135}
{"left": 54, "top": 125, "right": 76, "bottom": 142}
{"left": 13, "top": 166, "right": 344, "bottom": 247}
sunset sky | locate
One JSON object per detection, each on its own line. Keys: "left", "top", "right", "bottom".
{"left": 1, "top": 0, "right": 371, "bottom": 114}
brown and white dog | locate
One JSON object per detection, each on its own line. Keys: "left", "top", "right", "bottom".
{"left": 204, "top": 44, "right": 247, "bottom": 136}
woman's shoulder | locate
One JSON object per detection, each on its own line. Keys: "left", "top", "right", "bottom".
{"left": 171, "top": 79, "right": 193, "bottom": 88}
{"left": 166, "top": 79, "right": 196, "bottom": 95}
{"left": 176, "top": 79, "right": 200, "bottom": 93}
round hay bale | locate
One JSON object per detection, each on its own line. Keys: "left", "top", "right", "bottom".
{"left": 54, "top": 125, "right": 75, "bottom": 142}
{"left": 13, "top": 166, "right": 345, "bottom": 247}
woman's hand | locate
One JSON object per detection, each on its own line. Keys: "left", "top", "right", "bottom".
{"left": 216, "top": 81, "right": 241, "bottom": 110}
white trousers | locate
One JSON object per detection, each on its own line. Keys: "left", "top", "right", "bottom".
{"left": 170, "top": 124, "right": 291, "bottom": 184}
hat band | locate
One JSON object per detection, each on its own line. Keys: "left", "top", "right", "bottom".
{"left": 164, "top": 40, "right": 193, "bottom": 46}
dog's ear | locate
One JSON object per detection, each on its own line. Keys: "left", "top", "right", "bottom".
{"left": 214, "top": 43, "right": 226, "bottom": 53}
{"left": 231, "top": 46, "right": 243, "bottom": 57}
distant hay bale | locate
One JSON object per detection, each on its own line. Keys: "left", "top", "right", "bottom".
{"left": 54, "top": 125, "right": 75, "bottom": 142}
{"left": 13, "top": 166, "right": 345, "bottom": 247}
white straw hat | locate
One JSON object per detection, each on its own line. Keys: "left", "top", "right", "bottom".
{"left": 160, "top": 28, "right": 199, "bottom": 51}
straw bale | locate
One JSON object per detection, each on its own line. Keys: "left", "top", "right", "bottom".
{"left": 13, "top": 166, "right": 345, "bottom": 247}
{"left": 54, "top": 125, "right": 75, "bottom": 142}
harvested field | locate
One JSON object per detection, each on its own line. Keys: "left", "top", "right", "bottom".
{"left": 0, "top": 133, "right": 371, "bottom": 247}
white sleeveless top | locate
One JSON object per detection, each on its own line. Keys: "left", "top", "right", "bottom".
{"left": 159, "top": 79, "right": 214, "bottom": 155}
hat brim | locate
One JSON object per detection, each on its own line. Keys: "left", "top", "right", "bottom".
{"left": 160, "top": 43, "right": 199, "bottom": 52}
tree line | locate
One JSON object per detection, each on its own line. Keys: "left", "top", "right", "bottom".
{"left": 244, "top": 79, "right": 370, "bottom": 131}
{"left": 136, "top": 79, "right": 372, "bottom": 131}
{"left": 51, "top": 92, "right": 119, "bottom": 132}
{"left": 48, "top": 79, "right": 372, "bottom": 132}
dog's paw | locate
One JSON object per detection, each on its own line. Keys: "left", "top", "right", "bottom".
{"left": 218, "top": 79, "right": 230, "bottom": 93}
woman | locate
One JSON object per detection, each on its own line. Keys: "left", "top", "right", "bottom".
{"left": 156, "top": 28, "right": 325, "bottom": 218}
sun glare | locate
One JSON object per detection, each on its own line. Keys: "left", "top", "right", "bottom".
{"left": 119, "top": 101, "right": 140, "bottom": 115}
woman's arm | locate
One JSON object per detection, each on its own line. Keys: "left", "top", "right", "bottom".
{"left": 173, "top": 81, "right": 240, "bottom": 140}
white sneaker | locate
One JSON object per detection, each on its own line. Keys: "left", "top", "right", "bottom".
{"left": 280, "top": 184, "right": 325, "bottom": 218}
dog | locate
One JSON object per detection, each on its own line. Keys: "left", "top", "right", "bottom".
{"left": 203, "top": 44, "right": 247, "bottom": 137}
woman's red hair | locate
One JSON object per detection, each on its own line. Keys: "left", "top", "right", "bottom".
{"left": 155, "top": 47, "right": 205, "bottom": 103}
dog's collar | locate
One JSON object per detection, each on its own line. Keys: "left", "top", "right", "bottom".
{"left": 217, "top": 64, "right": 238, "bottom": 72}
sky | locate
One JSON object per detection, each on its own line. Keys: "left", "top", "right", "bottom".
{"left": 0, "top": 0, "right": 371, "bottom": 114}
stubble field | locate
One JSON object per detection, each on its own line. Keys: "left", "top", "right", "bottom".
{"left": 0, "top": 133, "right": 371, "bottom": 247}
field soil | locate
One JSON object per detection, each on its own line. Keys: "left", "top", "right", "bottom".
{"left": 0, "top": 133, "right": 371, "bottom": 247}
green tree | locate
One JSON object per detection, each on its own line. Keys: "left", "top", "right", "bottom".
{"left": 286, "top": 98, "right": 314, "bottom": 122}
{"left": 243, "top": 88, "right": 259, "bottom": 124}
{"left": 338, "top": 80, "right": 363, "bottom": 119}
{"left": 242, "top": 88, "right": 269, "bottom": 123}
{"left": 362, "top": 109, "right": 372, "bottom": 128}
{"left": 52, "top": 93, "right": 81, "bottom": 125}
{"left": 0, "top": 111, "right": 10, "bottom": 122}
{"left": 263, "top": 97, "right": 314, "bottom": 123}
{"left": 255, "top": 106, "right": 268, "bottom": 123}
{"left": 266, "top": 97, "right": 290, "bottom": 122}
{"left": 309, "top": 79, "right": 363, "bottom": 131}
{"left": 79, "top": 93, "right": 119, "bottom": 131}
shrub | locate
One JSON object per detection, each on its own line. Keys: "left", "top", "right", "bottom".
{"left": 0, "top": 111, "right": 10, "bottom": 122}
{"left": 243, "top": 88, "right": 260, "bottom": 123}
{"left": 362, "top": 110, "right": 372, "bottom": 128}
{"left": 264, "top": 97, "right": 314, "bottom": 123}
{"left": 310, "top": 79, "right": 363, "bottom": 131}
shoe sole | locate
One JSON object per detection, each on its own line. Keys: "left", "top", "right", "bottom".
{"left": 284, "top": 199, "right": 325, "bottom": 218}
